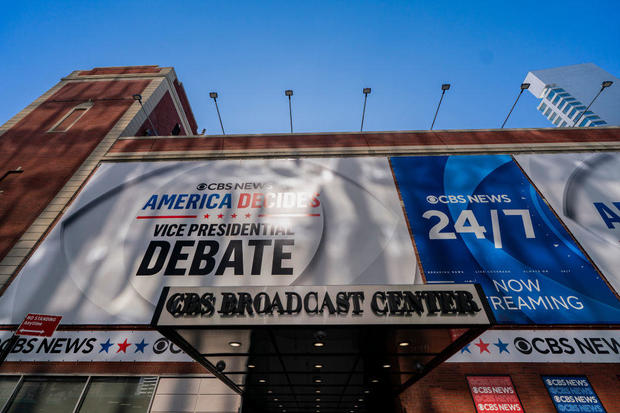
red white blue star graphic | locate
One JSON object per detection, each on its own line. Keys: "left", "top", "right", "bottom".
{"left": 460, "top": 337, "right": 510, "bottom": 355}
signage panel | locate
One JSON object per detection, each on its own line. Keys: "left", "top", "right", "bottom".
{"left": 467, "top": 376, "right": 523, "bottom": 413}
{"left": 543, "top": 376, "right": 606, "bottom": 412}
{"left": 16, "top": 313, "right": 62, "bottom": 337}
{"left": 515, "top": 153, "right": 620, "bottom": 295}
{"left": 391, "top": 155, "right": 620, "bottom": 324}
{"left": 0, "top": 158, "right": 419, "bottom": 325}
{"left": 0, "top": 330, "right": 192, "bottom": 362}
{"left": 154, "top": 284, "right": 491, "bottom": 327}
{"left": 448, "top": 329, "right": 620, "bottom": 363}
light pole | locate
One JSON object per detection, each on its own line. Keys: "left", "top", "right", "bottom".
{"left": 361, "top": 87, "right": 371, "bottom": 132}
{"left": 501, "top": 83, "right": 530, "bottom": 128}
{"left": 285, "top": 90, "right": 294, "bottom": 133}
{"left": 430, "top": 84, "right": 450, "bottom": 130}
{"left": 572, "top": 80, "right": 613, "bottom": 127}
{"left": 210, "top": 92, "right": 225, "bottom": 135}
{"left": 132, "top": 94, "right": 158, "bottom": 136}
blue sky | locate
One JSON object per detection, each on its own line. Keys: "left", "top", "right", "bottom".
{"left": 1, "top": 0, "right": 618, "bottom": 134}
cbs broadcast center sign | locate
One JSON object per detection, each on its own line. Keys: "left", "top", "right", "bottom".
{"left": 0, "top": 155, "right": 619, "bottom": 326}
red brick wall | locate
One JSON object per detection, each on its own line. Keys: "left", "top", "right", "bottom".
{"left": 135, "top": 91, "right": 187, "bottom": 136}
{"left": 78, "top": 66, "right": 160, "bottom": 76}
{"left": 399, "top": 363, "right": 620, "bottom": 413}
{"left": 173, "top": 79, "right": 198, "bottom": 134}
{"left": 109, "top": 127, "right": 620, "bottom": 154}
{"left": 0, "top": 79, "right": 150, "bottom": 261}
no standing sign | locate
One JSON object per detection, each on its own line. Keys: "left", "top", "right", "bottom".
{"left": 16, "top": 313, "right": 62, "bottom": 337}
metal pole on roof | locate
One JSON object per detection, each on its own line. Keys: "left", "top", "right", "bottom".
{"left": 501, "top": 83, "right": 530, "bottom": 128}
{"left": 572, "top": 81, "right": 613, "bottom": 127}
{"left": 285, "top": 90, "right": 294, "bottom": 133}
{"left": 430, "top": 84, "right": 450, "bottom": 130}
{"left": 132, "top": 94, "right": 158, "bottom": 136}
{"left": 360, "top": 88, "right": 371, "bottom": 132}
{"left": 210, "top": 92, "right": 225, "bottom": 135}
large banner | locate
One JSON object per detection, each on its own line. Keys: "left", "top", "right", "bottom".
{"left": 391, "top": 155, "right": 620, "bottom": 324}
{"left": 0, "top": 158, "right": 419, "bottom": 325}
{"left": 515, "top": 153, "right": 620, "bottom": 295}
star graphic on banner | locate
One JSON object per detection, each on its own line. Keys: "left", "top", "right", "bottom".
{"left": 217, "top": 214, "right": 223, "bottom": 219}
{"left": 460, "top": 344, "right": 471, "bottom": 354}
{"left": 494, "top": 338, "right": 510, "bottom": 354}
{"left": 134, "top": 339, "right": 148, "bottom": 353}
{"left": 231, "top": 213, "right": 237, "bottom": 218}
{"left": 474, "top": 338, "right": 490, "bottom": 354}
{"left": 117, "top": 339, "right": 131, "bottom": 353}
{"left": 204, "top": 214, "right": 210, "bottom": 219}
{"left": 245, "top": 213, "right": 251, "bottom": 218}
{"left": 99, "top": 338, "right": 113, "bottom": 353}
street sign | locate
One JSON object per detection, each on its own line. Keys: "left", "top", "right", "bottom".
{"left": 16, "top": 313, "right": 62, "bottom": 337}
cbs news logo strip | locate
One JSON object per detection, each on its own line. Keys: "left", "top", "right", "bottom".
{"left": 0, "top": 331, "right": 192, "bottom": 362}
{"left": 448, "top": 330, "right": 620, "bottom": 363}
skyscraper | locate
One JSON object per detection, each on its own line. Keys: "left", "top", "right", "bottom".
{"left": 524, "top": 63, "right": 619, "bottom": 127}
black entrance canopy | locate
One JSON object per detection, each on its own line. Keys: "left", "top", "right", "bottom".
{"left": 152, "top": 284, "right": 494, "bottom": 413}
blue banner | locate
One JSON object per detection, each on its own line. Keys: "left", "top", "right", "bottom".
{"left": 391, "top": 155, "right": 620, "bottom": 324}
{"left": 543, "top": 376, "right": 606, "bottom": 412}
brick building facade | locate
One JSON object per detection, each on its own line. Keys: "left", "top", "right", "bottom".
{"left": 0, "top": 66, "right": 618, "bottom": 413}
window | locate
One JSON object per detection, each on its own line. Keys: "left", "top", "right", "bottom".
{"left": 544, "top": 108, "right": 552, "bottom": 117}
{"left": 48, "top": 101, "right": 93, "bottom": 133}
{"left": 579, "top": 118, "right": 589, "bottom": 127}
{"left": 0, "top": 376, "right": 20, "bottom": 410}
{"left": 568, "top": 108, "right": 577, "bottom": 118}
{"left": 549, "top": 112, "right": 557, "bottom": 122}
{"left": 592, "top": 120, "right": 607, "bottom": 126}
{"left": 546, "top": 90, "right": 556, "bottom": 101}
{"left": 1, "top": 376, "right": 157, "bottom": 413}
{"left": 560, "top": 121, "right": 567, "bottom": 127}
{"left": 538, "top": 102, "right": 547, "bottom": 112}
{"left": 77, "top": 377, "right": 157, "bottom": 413}
{"left": 553, "top": 116, "right": 562, "bottom": 126}
{"left": 5, "top": 376, "right": 87, "bottom": 413}
{"left": 552, "top": 95, "right": 562, "bottom": 105}
{"left": 171, "top": 123, "right": 181, "bottom": 136}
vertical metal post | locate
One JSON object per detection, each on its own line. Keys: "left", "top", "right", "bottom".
{"left": 0, "top": 334, "right": 18, "bottom": 368}
{"left": 71, "top": 376, "right": 92, "bottom": 413}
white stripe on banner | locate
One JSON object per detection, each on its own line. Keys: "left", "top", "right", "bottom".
{"left": 0, "top": 331, "right": 193, "bottom": 362}
{"left": 448, "top": 330, "right": 620, "bottom": 363}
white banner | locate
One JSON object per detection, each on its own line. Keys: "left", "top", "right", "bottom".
{"left": 0, "top": 158, "right": 420, "bottom": 325}
{"left": 515, "top": 153, "right": 620, "bottom": 295}
{"left": 448, "top": 329, "right": 620, "bottom": 363}
{"left": 0, "top": 330, "right": 193, "bottom": 362}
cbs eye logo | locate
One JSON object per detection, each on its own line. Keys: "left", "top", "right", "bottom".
{"left": 513, "top": 337, "right": 533, "bottom": 354}
{"left": 196, "top": 183, "right": 208, "bottom": 190}
{"left": 152, "top": 338, "right": 183, "bottom": 354}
